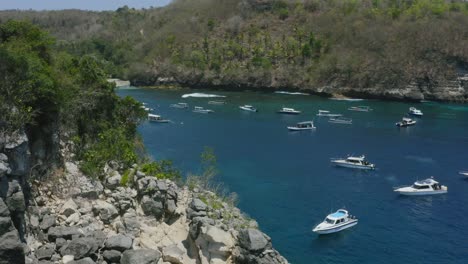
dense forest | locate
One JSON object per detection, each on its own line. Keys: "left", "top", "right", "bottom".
{"left": 2, "top": 0, "right": 468, "bottom": 100}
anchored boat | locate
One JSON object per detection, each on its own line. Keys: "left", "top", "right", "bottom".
{"left": 328, "top": 117, "right": 352, "bottom": 125}
{"left": 287, "top": 121, "right": 316, "bottom": 131}
{"left": 239, "top": 105, "right": 258, "bottom": 112}
{"left": 348, "top": 106, "right": 372, "bottom": 112}
{"left": 408, "top": 107, "right": 423, "bottom": 117}
{"left": 170, "top": 102, "right": 189, "bottom": 109}
{"left": 331, "top": 155, "right": 375, "bottom": 170}
{"left": 316, "top": 110, "right": 342, "bottom": 117}
{"left": 396, "top": 117, "right": 416, "bottom": 127}
{"left": 277, "top": 107, "right": 301, "bottom": 115}
{"left": 459, "top": 171, "right": 468, "bottom": 177}
{"left": 394, "top": 178, "right": 447, "bottom": 196}
{"left": 312, "top": 209, "right": 358, "bottom": 235}
{"left": 193, "top": 106, "right": 214, "bottom": 114}
{"left": 208, "top": 100, "right": 226, "bottom": 105}
{"left": 148, "top": 114, "right": 170, "bottom": 123}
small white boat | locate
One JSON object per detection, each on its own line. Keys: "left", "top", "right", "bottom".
{"left": 316, "top": 110, "right": 342, "bottom": 117}
{"left": 459, "top": 171, "right": 468, "bottom": 177}
{"left": 193, "top": 106, "right": 214, "bottom": 114}
{"left": 394, "top": 178, "right": 447, "bottom": 196}
{"left": 239, "top": 105, "right": 258, "bottom": 112}
{"left": 141, "top": 105, "right": 153, "bottom": 112}
{"left": 328, "top": 117, "right": 352, "bottom": 124}
{"left": 148, "top": 114, "right": 170, "bottom": 123}
{"left": 331, "top": 155, "right": 375, "bottom": 170}
{"left": 312, "top": 209, "right": 358, "bottom": 235}
{"left": 396, "top": 117, "right": 416, "bottom": 127}
{"left": 170, "top": 102, "right": 189, "bottom": 109}
{"left": 408, "top": 107, "right": 423, "bottom": 116}
{"left": 348, "top": 106, "right": 372, "bottom": 112}
{"left": 277, "top": 107, "right": 301, "bottom": 115}
{"left": 208, "top": 101, "right": 226, "bottom": 105}
{"left": 287, "top": 121, "right": 316, "bottom": 131}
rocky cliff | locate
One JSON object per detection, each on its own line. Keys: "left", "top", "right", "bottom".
{"left": 0, "top": 132, "right": 288, "bottom": 264}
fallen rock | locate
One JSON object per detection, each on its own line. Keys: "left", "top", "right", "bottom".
{"left": 67, "top": 257, "right": 95, "bottom": 264}
{"left": 141, "top": 196, "right": 164, "bottom": 219}
{"left": 105, "top": 234, "right": 133, "bottom": 252}
{"left": 60, "top": 199, "right": 78, "bottom": 217}
{"left": 6, "top": 191, "right": 26, "bottom": 212}
{"left": 92, "top": 200, "right": 119, "bottom": 224}
{"left": 238, "top": 228, "right": 269, "bottom": 252}
{"left": 121, "top": 249, "right": 161, "bottom": 264}
{"left": 162, "top": 244, "right": 185, "bottom": 264}
{"left": 102, "top": 249, "right": 122, "bottom": 263}
{"left": 105, "top": 172, "right": 122, "bottom": 190}
{"left": 60, "top": 237, "right": 97, "bottom": 260}
{"left": 0, "top": 229, "right": 24, "bottom": 264}
{"left": 47, "top": 226, "right": 81, "bottom": 241}
{"left": 190, "top": 198, "right": 207, "bottom": 212}
{"left": 62, "top": 255, "right": 74, "bottom": 263}
{"left": 40, "top": 214, "right": 56, "bottom": 231}
{"left": 36, "top": 244, "right": 55, "bottom": 260}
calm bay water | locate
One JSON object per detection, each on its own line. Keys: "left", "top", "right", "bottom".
{"left": 118, "top": 87, "right": 468, "bottom": 264}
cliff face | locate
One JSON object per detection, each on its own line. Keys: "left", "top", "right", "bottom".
{"left": 0, "top": 130, "right": 289, "bottom": 264}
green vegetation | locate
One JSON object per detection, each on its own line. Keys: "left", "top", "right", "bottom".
{"left": 0, "top": 20, "right": 147, "bottom": 179}
{"left": 140, "top": 160, "right": 182, "bottom": 182}
{"left": 1, "top": 0, "right": 467, "bottom": 92}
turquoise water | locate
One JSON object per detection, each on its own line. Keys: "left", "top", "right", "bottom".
{"left": 118, "top": 87, "right": 468, "bottom": 264}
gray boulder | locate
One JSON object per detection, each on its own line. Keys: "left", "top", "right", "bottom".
{"left": 36, "top": 244, "right": 56, "bottom": 260}
{"left": 60, "top": 237, "right": 97, "bottom": 259}
{"left": 141, "top": 196, "right": 164, "bottom": 219}
{"left": 48, "top": 226, "right": 81, "bottom": 241}
{"left": 190, "top": 198, "right": 207, "bottom": 211}
{"left": 105, "top": 234, "right": 132, "bottom": 252}
{"left": 105, "top": 172, "right": 122, "bottom": 190}
{"left": 67, "top": 257, "right": 95, "bottom": 264}
{"left": 102, "top": 249, "right": 121, "bottom": 263}
{"left": 121, "top": 249, "right": 161, "bottom": 264}
{"left": 40, "top": 214, "right": 56, "bottom": 231}
{"left": 60, "top": 199, "right": 78, "bottom": 217}
{"left": 0, "top": 216, "right": 13, "bottom": 234}
{"left": 238, "top": 229, "right": 269, "bottom": 252}
{"left": 92, "top": 200, "right": 118, "bottom": 224}
{"left": 0, "top": 229, "right": 24, "bottom": 264}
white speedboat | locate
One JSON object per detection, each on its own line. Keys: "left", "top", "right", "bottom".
{"left": 277, "top": 107, "right": 301, "bottom": 115}
{"left": 396, "top": 117, "right": 416, "bottom": 127}
{"left": 328, "top": 117, "right": 352, "bottom": 125}
{"left": 331, "top": 155, "right": 375, "bottom": 170}
{"left": 141, "top": 106, "right": 153, "bottom": 112}
{"left": 408, "top": 107, "right": 423, "bottom": 116}
{"left": 239, "top": 105, "right": 258, "bottom": 112}
{"left": 287, "top": 121, "right": 316, "bottom": 131}
{"left": 312, "top": 209, "right": 358, "bottom": 235}
{"left": 148, "top": 114, "right": 170, "bottom": 123}
{"left": 459, "top": 171, "right": 468, "bottom": 177}
{"left": 170, "top": 102, "right": 189, "bottom": 109}
{"left": 193, "top": 106, "right": 214, "bottom": 114}
{"left": 316, "top": 110, "right": 342, "bottom": 117}
{"left": 394, "top": 178, "right": 447, "bottom": 196}
{"left": 348, "top": 106, "right": 372, "bottom": 112}
{"left": 208, "top": 101, "right": 226, "bottom": 105}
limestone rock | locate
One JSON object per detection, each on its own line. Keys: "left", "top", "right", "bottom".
{"left": 105, "top": 172, "right": 122, "bottom": 190}
{"left": 67, "top": 257, "right": 95, "bottom": 264}
{"left": 161, "top": 244, "right": 185, "bottom": 264}
{"left": 102, "top": 249, "right": 122, "bottom": 263}
{"left": 47, "top": 226, "right": 81, "bottom": 241}
{"left": 60, "top": 199, "right": 78, "bottom": 217}
{"left": 62, "top": 255, "right": 74, "bottom": 263}
{"left": 190, "top": 198, "right": 207, "bottom": 212}
{"left": 105, "top": 234, "right": 133, "bottom": 252}
{"left": 0, "top": 229, "right": 24, "bottom": 264}
{"left": 36, "top": 244, "right": 55, "bottom": 260}
{"left": 92, "top": 200, "right": 119, "bottom": 224}
{"left": 121, "top": 249, "right": 161, "bottom": 264}
{"left": 238, "top": 228, "right": 269, "bottom": 252}
{"left": 60, "top": 237, "right": 97, "bottom": 259}
{"left": 6, "top": 191, "right": 26, "bottom": 212}
{"left": 40, "top": 215, "right": 56, "bottom": 231}
{"left": 141, "top": 196, "right": 164, "bottom": 219}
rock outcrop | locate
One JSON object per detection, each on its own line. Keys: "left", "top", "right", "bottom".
{"left": 0, "top": 133, "right": 289, "bottom": 264}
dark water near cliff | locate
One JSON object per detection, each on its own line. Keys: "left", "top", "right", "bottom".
{"left": 118, "top": 87, "right": 468, "bottom": 264}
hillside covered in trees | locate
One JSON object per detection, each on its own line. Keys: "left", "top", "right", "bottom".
{"left": 2, "top": 0, "right": 468, "bottom": 101}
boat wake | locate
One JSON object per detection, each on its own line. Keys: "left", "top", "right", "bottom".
{"left": 405, "top": 155, "right": 435, "bottom": 164}
{"left": 181, "top": 93, "right": 226, "bottom": 98}
{"left": 274, "top": 91, "right": 309, "bottom": 95}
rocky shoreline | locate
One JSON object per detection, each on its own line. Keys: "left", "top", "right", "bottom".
{"left": 132, "top": 74, "right": 468, "bottom": 103}
{"left": 0, "top": 133, "right": 288, "bottom": 264}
